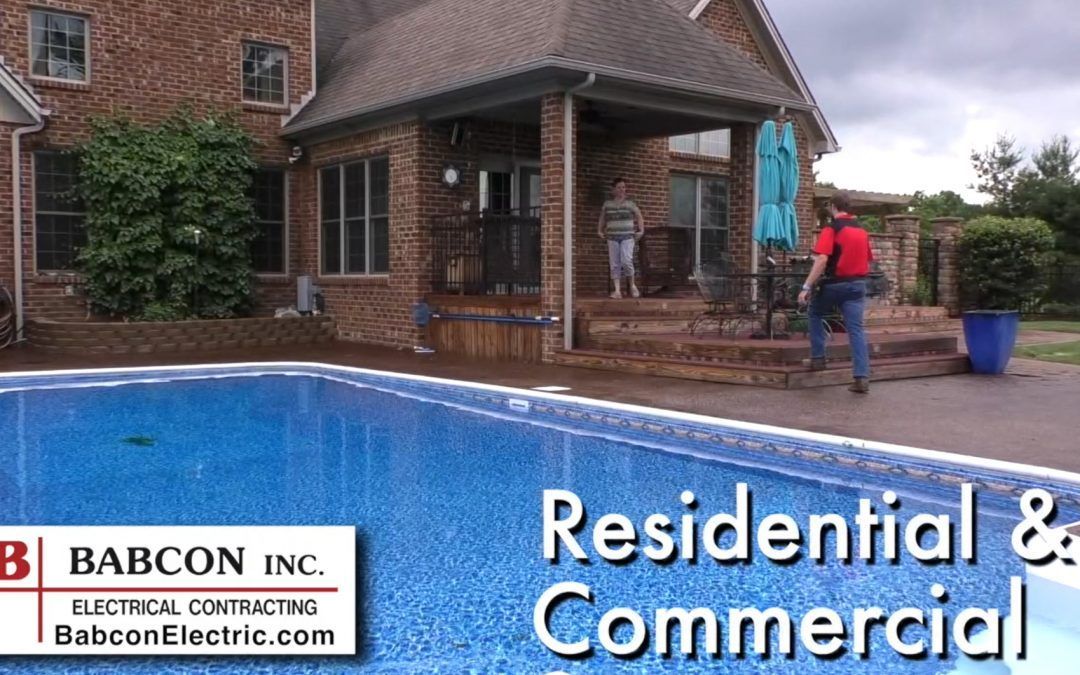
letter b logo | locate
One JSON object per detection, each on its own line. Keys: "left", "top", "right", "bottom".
{"left": 0, "top": 541, "right": 31, "bottom": 581}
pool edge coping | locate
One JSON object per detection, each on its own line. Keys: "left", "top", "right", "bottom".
{"left": 2, "top": 360, "right": 1078, "bottom": 490}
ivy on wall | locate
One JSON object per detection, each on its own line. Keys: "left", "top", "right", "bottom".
{"left": 73, "top": 109, "right": 259, "bottom": 321}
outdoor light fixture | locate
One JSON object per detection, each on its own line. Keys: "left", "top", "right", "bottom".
{"left": 442, "top": 162, "right": 461, "bottom": 188}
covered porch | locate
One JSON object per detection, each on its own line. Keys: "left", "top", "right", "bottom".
{"left": 417, "top": 67, "right": 812, "bottom": 365}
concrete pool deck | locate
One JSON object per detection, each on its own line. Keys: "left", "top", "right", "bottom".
{"left": 2, "top": 338, "right": 1078, "bottom": 474}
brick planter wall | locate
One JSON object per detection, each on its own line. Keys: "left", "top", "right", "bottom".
{"left": 26, "top": 316, "right": 335, "bottom": 355}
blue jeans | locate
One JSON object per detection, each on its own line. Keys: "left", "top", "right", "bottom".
{"left": 809, "top": 280, "right": 870, "bottom": 379}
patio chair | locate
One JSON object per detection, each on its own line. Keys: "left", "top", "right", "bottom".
{"left": 689, "top": 256, "right": 754, "bottom": 336}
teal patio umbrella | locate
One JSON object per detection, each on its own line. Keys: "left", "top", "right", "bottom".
{"left": 753, "top": 121, "right": 785, "bottom": 251}
{"left": 777, "top": 121, "right": 800, "bottom": 252}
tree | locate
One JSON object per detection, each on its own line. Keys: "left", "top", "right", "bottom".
{"left": 1031, "top": 135, "right": 1079, "bottom": 183}
{"left": 970, "top": 135, "right": 1024, "bottom": 213}
{"left": 910, "top": 190, "right": 983, "bottom": 225}
{"left": 970, "top": 132, "right": 1080, "bottom": 256}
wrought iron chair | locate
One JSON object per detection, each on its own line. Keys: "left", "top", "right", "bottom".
{"left": 689, "top": 256, "right": 754, "bottom": 336}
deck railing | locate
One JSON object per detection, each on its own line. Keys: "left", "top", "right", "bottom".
{"left": 431, "top": 208, "right": 541, "bottom": 296}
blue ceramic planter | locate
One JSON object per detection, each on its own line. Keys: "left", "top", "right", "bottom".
{"left": 962, "top": 310, "right": 1020, "bottom": 374}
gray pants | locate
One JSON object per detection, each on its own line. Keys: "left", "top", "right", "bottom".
{"left": 608, "top": 237, "right": 636, "bottom": 278}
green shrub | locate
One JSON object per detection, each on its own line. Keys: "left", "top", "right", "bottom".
{"left": 73, "top": 109, "right": 259, "bottom": 321}
{"left": 957, "top": 216, "right": 1056, "bottom": 310}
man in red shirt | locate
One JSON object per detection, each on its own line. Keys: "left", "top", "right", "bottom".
{"left": 797, "top": 191, "right": 874, "bottom": 393}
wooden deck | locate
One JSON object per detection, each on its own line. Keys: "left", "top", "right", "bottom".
{"left": 561, "top": 297, "right": 969, "bottom": 389}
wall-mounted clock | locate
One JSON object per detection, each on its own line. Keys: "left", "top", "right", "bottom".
{"left": 442, "top": 163, "right": 461, "bottom": 188}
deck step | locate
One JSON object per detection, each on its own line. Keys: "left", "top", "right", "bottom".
{"left": 554, "top": 349, "right": 971, "bottom": 389}
{"left": 579, "top": 333, "right": 959, "bottom": 366}
{"left": 579, "top": 316, "right": 960, "bottom": 338}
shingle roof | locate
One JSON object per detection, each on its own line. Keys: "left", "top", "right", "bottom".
{"left": 292, "top": 0, "right": 806, "bottom": 135}
{"left": 668, "top": 0, "right": 701, "bottom": 14}
{"left": 315, "top": 0, "right": 430, "bottom": 79}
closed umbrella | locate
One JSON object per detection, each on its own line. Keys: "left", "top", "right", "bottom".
{"left": 777, "top": 121, "right": 800, "bottom": 252}
{"left": 752, "top": 120, "right": 787, "bottom": 340}
{"left": 753, "top": 120, "right": 785, "bottom": 250}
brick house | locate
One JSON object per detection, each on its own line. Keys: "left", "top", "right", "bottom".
{"left": 0, "top": 0, "right": 837, "bottom": 363}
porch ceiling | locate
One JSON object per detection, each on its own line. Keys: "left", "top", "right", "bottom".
{"left": 424, "top": 74, "right": 781, "bottom": 140}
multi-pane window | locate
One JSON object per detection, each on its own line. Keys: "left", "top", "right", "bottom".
{"left": 242, "top": 43, "right": 287, "bottom": 105}
{"left": 250, "top": 169, "right": 286, "bottom": 273}
{"left": 35, "top": 152, "right": 86, "bottom": 272}
{"left": 479, "top": 170, "right": 512, "bottom": 213}
{"left": 30, "top": 10, "right": 89, "bottom": 82}
{"left": 320, "top": 158, "right": 390, "bottom": 275}
{"left": 670, "top": 174, "right": 730, "bottom": 266}
{"left": 670, "top": 129, "right": 731, "bottom": 158}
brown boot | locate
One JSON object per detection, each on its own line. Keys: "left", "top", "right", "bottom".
{"left": 848, "top": 377, "right": 870, "bottom": 394}
{"left": 809, "top": 357, "right": 827, "bottom": 371}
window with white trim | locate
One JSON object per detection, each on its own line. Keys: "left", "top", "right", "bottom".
{"left": 30, "top": 10, "right": 89, "bottom": 82}
{"left": 242, "top": 42, "right": 288, "bottom": 105}
{"left": 34, "top": 151, "right": 86, "bottom": 272}
{"left": 320, "top": 158, "right": 390, "bottom": 275}
{"left": 670, "top": 173, "right": 729, "bottom": 266}
{"left": 670, "top": 129, "right": 731, "bottom": 158}
{"left": 250, "top": 168, "right": 287, "bottom": 273}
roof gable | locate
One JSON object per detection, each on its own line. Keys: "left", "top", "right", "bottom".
{"left": 686, "top": 0, "right": 838, "bottom": 153}
{"left": 293, "top": 0, "right": 806, "bottom": 135}
{"left": 0, "top": 58, "right": 46, "bottom": 125}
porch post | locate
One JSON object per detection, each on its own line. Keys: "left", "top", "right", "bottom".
{"left": 539, "top": 93, "right": 576, "bottom": 362}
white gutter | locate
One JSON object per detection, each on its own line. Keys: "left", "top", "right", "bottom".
{"left": 563, "top": 73, "right": 596, "bottom": 352}
{"left": 11, "top": 118, "right": 47, "bottom": 340}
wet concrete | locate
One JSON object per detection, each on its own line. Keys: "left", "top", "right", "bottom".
{"left": 1, "top": 341, "right": 1078, "bottom": 474}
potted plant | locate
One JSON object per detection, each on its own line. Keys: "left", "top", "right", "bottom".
{"left": 957, "top": 216, "right": 1055, "bottom": 374}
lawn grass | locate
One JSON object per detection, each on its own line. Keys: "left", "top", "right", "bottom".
{"left": 1014, "top": 340, "right": 1080, "bottom": 365}
{"left": 1021, "top": 320, "right": 1080, "bottom": 333}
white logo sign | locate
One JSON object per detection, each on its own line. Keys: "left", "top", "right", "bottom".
{"left": 0, "top": 526, "right": 356, "bottom": 655}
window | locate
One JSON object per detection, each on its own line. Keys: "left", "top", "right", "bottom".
{"left": 479, "top": 170, "right": 512, "bottom": 213}
{"left": 320, "top": 158, "right": 389, "bottom": 275}
{"left": 34, "top": 152, "right": 86, "bottom": 272}
{"left": 670, "top": 129, "right": 731, "bottom": 158}
{"left": 670, "top": 174, "right": 729, "bottom": 266}
{"left": 250, "top": 168, "right": 287, "bottom": 273}
{"left": 242, "top": 42, "right": 287, "bottom": 105}
{"left": 30, "top": 10, "right": 89, "bottom": 82}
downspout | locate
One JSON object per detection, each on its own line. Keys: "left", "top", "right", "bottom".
{"left": 12, "top": 118, "right": 47, "bottom": 341}
{"left": 563, "top": 72, "right": 595, "bottom": 352}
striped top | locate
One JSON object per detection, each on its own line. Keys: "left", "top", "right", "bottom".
{"left": 601, "top": 199, "right": 640, "bottom": 238}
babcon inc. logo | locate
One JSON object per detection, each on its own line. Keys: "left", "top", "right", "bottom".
{"left": 0, "top": 527, "right": 355, "bottom": 655}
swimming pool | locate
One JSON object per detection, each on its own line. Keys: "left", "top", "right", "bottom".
{"left": 1, "top": 363, "right": 1078, "bottom": 673}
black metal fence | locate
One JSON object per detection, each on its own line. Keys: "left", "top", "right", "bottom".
{"left": 916, "top": 239, "right": 940, "bottom": 306}
{"left": 431, "top": 208, "right": 542, "bottom": 295}
{"left": 1020, "top": 261, "right": 1080, "bottom": 317}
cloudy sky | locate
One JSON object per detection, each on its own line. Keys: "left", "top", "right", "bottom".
{"left": 766, "top": 0, "right": 1080, "bottom": 202}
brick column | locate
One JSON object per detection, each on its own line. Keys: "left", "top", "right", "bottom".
{"left": 539, "top": 93, "right": 575, "bottom": 361}
{"left": 932, "top": 217, "right": 965, "bottom": 316}
{"left": 728, "top": 123, "right": 756, "bottom": 272}
{"left": 884, "top": 215, "right": 921, "bottom": 305}
{"left": 868, "top": 232, "right": 903, "bottom": 305}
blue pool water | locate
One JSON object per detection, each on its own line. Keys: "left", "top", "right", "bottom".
{"left": 0, "top": 369, "right": 1068, "bottom": 673}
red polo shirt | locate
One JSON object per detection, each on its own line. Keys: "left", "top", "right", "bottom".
{"left": 813, "top": 214, "right": 873, "bottom": 279}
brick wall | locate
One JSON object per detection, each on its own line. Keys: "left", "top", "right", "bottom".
{"left": 0, "top": 0, "right": 312, "bottom": 320}
{"left": 696, "top": 0, "right": 770, "bottom": 69}
{"left": 26, "top": 315, "right": 335, "bottom": 354}
{"left": 297, "top": 121, "right": 426, "bottom": 348}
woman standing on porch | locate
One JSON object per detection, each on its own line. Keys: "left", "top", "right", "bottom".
{"left": 598, "top": 177, "right": 645, "bottom": 299}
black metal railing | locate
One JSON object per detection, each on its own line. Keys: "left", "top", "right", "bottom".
{"left": 689, "top": 255, "right": 890, "bottom": 339}
{"left": 432, "top": 207, "right": 541, "bottom": 295}
{"left": 916, "top": 239, "right": 941, "bottom": 306}
{"left": 1019, "top": 261, "right": 1080, "bottom": 317}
